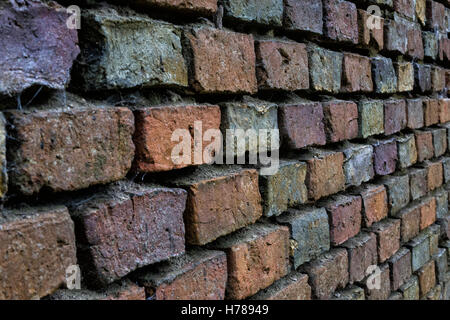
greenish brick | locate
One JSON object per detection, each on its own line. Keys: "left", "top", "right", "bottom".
{"left": 443, "top": 157, "right": 450, "bottom": 183}
{"left": 222, "top": 0, "right": 283, "bottom": 26}
{"left": 406, "top": 232, "right": 430, "bottom": 272}
{"left": 430, "top": 128, "right": 447, "bottom": 157}
{"left": 307, "top": 44, "right": 343, "bottom": 93}
{"left": 409, "top": 168, "right": 427, "bottom": 201}
{"left": 423, "top": 31, "right": 438, "bottom": 59}
{"left": 434, "top": 189, "right": 448, "bottom": 219}
{"left": 358, "top": 100, "right": 384, "bottom": 138}
{"left": 332, "top": 286, "right": 365, "bottom": 300}
{"left": 388, "top": 292, "right": 403, "bottom": 300}
{"left": 276, "top": 207, "right": 330, "bottom": 269}
{"left": 426, "top": 225, "right": 440, "bottom": 256}
{"left": 381, "top": 174, "right": 410, "bottom": 217}
{"left": 399, "top": 276, "right": 420, "bottom": 300}
{"left": 434, "top": 248, "right": 448, "bottom": 282}
{"left": 397, "top": 134, "right": 418, "bottom": 169}
{"left": 371, "top": 57, "right": 397, "bottom": 94}
{"left": 339, "top": 142, "right": 374, "bottom": 187}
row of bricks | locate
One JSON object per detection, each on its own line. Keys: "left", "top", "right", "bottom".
{"left": 2, "top": 95, "right": 449, "bottom": 197}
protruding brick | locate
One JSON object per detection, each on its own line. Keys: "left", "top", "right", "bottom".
{"left": 406, "top": 232, "right": 431, "bottom": 271}
{"left": 394, "top": 0, "right": 415, "bottom": 18}
{"left": 340, "top": 143, "right": 374, "bottom": 187}
{"left": 137, "top": 249, "right": 227, "bottom": 300}
{"left": 419, "top": 197, "right": 437, "bottom": 230}
{"left": 212, "top": 223, "right": 290, "bottom": 300}
{"left": 434, "top": 248, "right": 448, "bottom": 282}
{"left": 134, "top": 0, "right": 218, "bottom": 15}
{"left": 70, "top": 183, "right": 187, "bottom": 285}
{"left": 431, "top": 66, "right": 445, "bottom": 91}
{"left": 389, "top": 248, "right": 412, "bottom": 291}
{"left": 399, "top": 276, "right": 420, "bottom": 300}
{"left": 358, "top": 100, "right": 384, "bottom": 138}
{"left": 332, "top": 286, "right": 365, "bottom": 300}
{"left": 341, "top": 53, "right": 373, "bottom": 92}
{"left": 357, "top": 184, "right": 389, "bottom": 227}
{"left": 434, "top": 189, "right": 448, "bottom": 219}
{"left": 364, "top": 263, "right": 391, "bottom": 300}
{"left": 323, "top": 0, "right": 358, "bottom": 44}
{"left": 341, "top": 233, "right": 378, "bottom": 283}
{"left": 397, "top": 134, "right": 418, "bottom": 169}
{"left": 250, "top": 272, "right": 311, "bottom": 300}
{"left": 426, "top": 0, "right": 446, "bottom": 31}
{"left": 283, "top": 0, "right": 323, "bottom": 35}
{"left": 381, "top": 174, "right": 410, "bottom": 216}
{"left": 417, "top": 260, "right": 436, "bottom": 298}
{"left": 444, "top": 157, "right": 450, "bottom": 183}
{"left": 307, "top": 44, "right": 343, "bottom": 93}
{"left": 222, "top": 0, "right": 283, "bottom": 26}
{"left": 372, "top": 138, "right": 398, "bottom": 176}
{"left": 430, "top": 128, "right": 447, "bottom": 157}
{"left": 426, "top": 224, "right": 440, "bottom": 256}
{"left": 323, "top": 100, "right": 359, "bottom": 142}
{"left": 425, "top": 160, "right": 443, "bottom": 191}
{"left": 303, "top": 249, "right": 349, "bottom": 300}
{"left": 416, "top": 0, "right": 426, "bottom": 25}
{"left": 424, "top": 284, "right": 442, "bottom": 300}
{"left": 384, "top": 99, "right": 407, "bottom": 135}
{"left": 410, "top": 168, "right": 428, "bottom": 200}
{"left": 171, "top": 166, "right": 262, "bottom": 245}
{"left": 276, "top": 207, "right": 330, "bottom": 268}
{"left": 369, "top": 219, "right": 401, "bottom": 263}
{"left": 184, "top": 26, "right": 257, "bottom": 94}
{"left": 406, "top": 99, "right": 424, "bottom": 129}
{"left": 398, "top": 204, "right": 421, "bottom": 242}
{"left": 385, "top": 14, "right": 407, "bottom": 54}
{"left": 407, "top": 22, "right": 424, "bottom": 59}
{"left": 414, "top": 64, "right": 432, "bottom": 92}
{"left": 423, "top": 99, "right": 440, "bottom": 126}
{"left": 6, "top": 103, "right": 135, "bottom": 195}
{"left": 423, "top": 32, "right": 439, "bottom": 59}
{"left": 415, "top": 130, "right": 434, "bottom": 162}
{"left": 396, "top": 62, "right": 414, "bottom": 92}
{"left": 0, "top": 114, "right": 6, "bottom": 198}
{"left": 439, "top": 99, "right": 450, "bottom": 123}
{"left": 372, "top": 57, "right": 397, "bottom": 93}
{"left": 357, "top": 9, "right": 384, "bottom": 50}
{"left": 0, "top": 206, "right": 77, "bottom": 299}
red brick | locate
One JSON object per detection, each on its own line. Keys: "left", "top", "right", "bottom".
{"left": 303, "top": 248, "right": 349, "bottom": 300}
{"left": 426, "top": 161, "right": 443, "bottom": 191}
{"left": 71, "top": 182, "right": 187, "bottom": 285}
{"left": 184, "top": 26, "right": 257, "bottom": 94}
{"left": 384, "top": 99, "right": 407, "bottom": 135}
{"left": 424, "top": 99, "right": 440, "bottom": 126}
{"left": 137, "top": 249, "right": 227, "bottom": 300}
{"left": 133, "top": 105, "right": 221, "bottom": 172}
{"left": 417, "top": 260, "right": 436, "bottom": 298}
{"left": 372, "top": 138, "right": 398, "bottom": 176}
{"left": 134, "top": 0, "right": 217, "bottom": 15}
{"left": 279, "top": 102, "right": 326, "bottom": 149}
{"left": 0, "top": 206, "right": 76, "bottom": 299}
{"left": 172, "top": 166, "right": 262, "bottom": 245}
{"left": 369, "top": 219, "right": 401, "bottom": 263}
{"left": 301, "top": 149, "right": 345, "bottom": 200}
{"left": 365, "top": 263, "right": 391, "bottom": 300}
{"left": 438, "top": 37, "right": 450, "bottom": 61}
{"left": 322, "top": 195, "right": 362, "bottom": 245}
{"left": 406, "top": 99, "right": 424, "bottom": 129}
{"left": 357, "top": 9, "right": 384, "bottom": 50}
{"left": 283, "top": 0, "right": 323, "bottom": 35}
{"left": 419, "top": 197, "right": 437, "bottom": 230}
{"left": 323, "top": 0, "right": 358, "bottom": 44}
{"left": 439, "top": 99, "right": 450, "bottom": 123}
{"left": 389, "top": 248, "right": 412, "bottom": 291}
{"left": 394, "top": 0, "right": 415, "bottom": 18}
{"left": 426, "top": 0, "right": 446, "bottom": 31}
{"left": 5, "top": 103, "right": 135, "bottom": 195}
{"left": 322, "top": 100, "right": 358, "bottom": 143}
{"left": 250, "top": 272, "right": 311, "bottom": 300}
{"left": 213, "top": 223, "right": 290, "bottom": 300}
{"left": 341, "top": 53, "right": 373, "bottom": 92}
{"left": 415, "top": 131, "right": 434, "bottom": 162}
{"left": 341, "top": 232, "right": 378, "bottom": 283}
{"left": 358, "top": 184, "right": 389, "bottom": 227}
{"left": 255, "top": 40, "right": 309, "bottom": 91}
{"left": 398, "top": 205, "right": 421, "bottom": 242}
{"left": 407, "top": 23, "right": 424, "bottom": 60}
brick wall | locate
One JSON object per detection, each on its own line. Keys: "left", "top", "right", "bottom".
{"left": 0, "top": 0, "right": 450, "bottom": 300}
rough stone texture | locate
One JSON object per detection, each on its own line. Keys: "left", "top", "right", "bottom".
{"left": 283, "top": 0, "right": 323, "bottom": 35}
{"left": 389, "top": 248, "right": 412, "bottom": 291}
{"left": 434, "top": 189, "right": 448, "bottom": 219}
{"left": 365, "top": 263, "right": 391, "bottom": 300}
{"left": 222, "top": 0, "right": 283, "bottom": 26}
{"left": 341, "top": 232, "right": 378, "bottom": 283}
{"left": 341, "top": 53, "right": 373, "bottom": 93}
{"left": 358, "top": 100, "right": 384, "bottom": 138}
{"left": 400, "top": 276, "right": 420, "bottom": 300}
{"left": 419, "top": 197, "right": 437, "bottom": 230}
{"left": 434, "top": 248, "right": 448, "bottom": 283}
{"left": 423, "top": 32, "right": 439, "bottom": 59}
{"left": 0, "top": 114, "right": 7, "bottom": 198}
{"left": 256, "top": 40, "right": 309, "bottom": 91}
{"left": 444, "top": 157, "right": 450, "bottom": 183}
{"left": 417, "top": 260, "right": 436, "bottom": 298}
{"left": 414, "top": 63, "right": 432, "bottom": 92}
{"left": 431, "top": 66, "right": 445, "bottom": 92}
{"left": 70, "top": 183, "right": 187, "bottom": 285}
{"left": 369, "top": 219, "right": 401, "bottom": 263}
{"left": 303, "top": 248, "right": 349, "bottom": 300}
{"left": 171, "top": 166, "right": 262, "bottom": 245}
{"left": 406, "top": 99, "right": 424, "bottom": 129}
{"left": 357, "top": 9, "right": 384, "bottom": 50}
{"left": 384, "top": 14, "right": 408, "bottom": 54}
{"left": 384, "top": 99, "right": 407, "bottom": 135}
{"left": 407, "top": 22, "right": 425, "bottom": 60}
{"left": 340, "top": 143, "right": 374, "bottom": 187}
{"left": 410, "top": 168, "right": 428, "bottom": 200}
{"left": 394, "top": 0, "right": 415, "bottom": 18}
{"left": 424, "top": 285, "right": 442, "bottom": 300}
{"left": 406, "top": 232, "right": 431, "bottom": 271}
{"left": 430, "top": 128, "right": 447, "bottom": 157}
{"left": 0, "top": 206, "right": 77, "bottom": 300}
{"left": 137, "top": 249, "right": 227, "bottom": 300}
{"left": 396, "top": 62, "right": 414, "bottom": 92}
{"left": 259, "top": 160, "right": 308, "bottom": 217}
{"left": 212, "top": 223, "right": 290, "bottom": 300}
{"left": 74, "top": 7, "right": 187, "bottom": 91}
{"left": 427, "top": 225, "right": 440, "bottom": 256}
{"left": 372, "top": 138, "right": 398, "bottom": 176}
{"left": 276, "top": 207, "right": 330, "bottom": 268}
{"left": 300, "top": 149, "right": 345, "bottom": 200}
{"left": 323, "top": 0, "right": 358, "bottom": 44}
{"left": 6, "top": 104, "right": 135, "bottom": 195}
{"left": 0, "top": 0, "right": 80, "bottom": 96}
{"left": 307, "top": 44, "right": 343, "bottom": 93}
{"left": 250, "top": 272, "right": 311, "bottom": 300}
{"left": 323, "top": 100, "right": 358, "bottom": 143}
{"left": 423, "top": 99, "right": 440, "bottom": 126}
{"left": 333, "top": 286, "right": 365, "bottom": 300}
{"left": 397, "top": 134, "right": 418, "bottom": 169}
{"left": 133, "top": 105, "right": 221, "bottom": 172}
{"left": 415, "top": 130, "right": 434, "bottom": 162}
{"left": 398, "top": 204, "right": 421, "bottom": 242}
{"left": 184, "top": 26, "right": 257, "bottom": 94}
{"left": 372, "top": 57, "right": 398, "bottom": 94}
{"left": 322, "top": 195, "right": 362, "bottom": 246}
{"left": 133, "top": 0, "right": 218, "bottom": 15}
{"left": 426, "top": 0, "right": 446, "bottom": 31}
{"left": 279, "top": 102, "right": 326, "bottom": 149}
{"left": 358, "top": 184, "right": 389, "bottom": 227}
{"left": 425, "top": 160, "right": 443, "bottom": 192}
{"left": 439, "top": 99, "right": 450, "bottom": 123}
{"left": 381, "top": 174, "right": 410, "bottom": 217}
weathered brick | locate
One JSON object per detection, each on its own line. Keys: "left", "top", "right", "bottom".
{"left": 307, "top": 44, "right": 343, "bottom": 93}
{"left": 394, "top": 0, "right": 415, "bottom": 18}
{"left": 365, "top": 263, "right": 391, "bottom": 300}
{"left": 410, "top": 168, "right": 428, "bottom": 200}
{"left": 417, "top": 260, "right": 436, "bottom": 298}
{"left": 321, "top": 195, "right": 362, "bottom": 246}
{"left": 381, "top": 174, "right": 410, "bottom": 216}
{"left": 438, "top": 216, "right": 450, "bottom": 239}
{"left": 439, "top": 99, "right": 450, "bottom": 123}
{"left": 250, "top": 272, "right": 311, "bottom": 300}
{"left": 434, "top": 189, "right": 448, "bottom": 219}
{"left": 137, "top": 249, "right": 227, "bottom": 300}
{"left": 70, "top": 182, "right": 187, "bottom": 285}
{"left": 259, "top": 160, "right": 308, "bottom": 217}
{"left": 134, "top": 0, "right": 218, "bottom": 15}
{"left": 133, "top": 105, "right": 221, "bottom": 172}
{"left": 283, "top": 0, "right": 323, "bottom": 35}
{"left": 339, "top": 143, "right": 374, "bottom": 187}
{"left": 389, "top": 292, "right": 403, "bottom": 300}
{"left": 372, "top": 57, "right": 397, "bottom": 93}
{"left": 0, "top": 206, "right": 76, "bottom": 299}
{"left": 212, "top": 223, "right": 290, "bottom": 300}
{"left": 384, "top": 99, "right": 407, "bottom": 135}
{"left": 431, "top": 66, "right": 445, "bottom": 92}
{"left": 184, "top": 26, "right": 256, "bottom": 94}
{"left": 171, "top": 166, "right": 262, "bottom": 245}
{"left": 416, "top": 0, "right": 426, "bottom": 25}
{"left": 323, "top": 100, "right": 359, "bottom": 143}
{"left": 357, "top": 184, "right": 389, "bottom": 227}
{"left": 406, "top": 22, "right": 424, "bottom": 59}
{"left": 276, "top": 207, "right": 330, "bottom": 268}
{"left": 75, "top": 8, "right": 187, "bottom": 90}
{"left": 385, "top": 14, "right": 407, "bottom": 54}
{"left": 414, "top": 64, "right": 432, "bottom": 92}
{"left": 372, "top": 138, "right": 398, "bottom": 176}
{"left": 424, "top": 284, "right": 442, "bottom": 300}
{"left": 389, "top": 248, "right": 412, "bottom": 291}
{"left": 300, "top": 149, "right": 345, "bottom": 200}
{"left": 430, "top": 128, "right": 447, "bottom": 157}
{"left": 396, "top": 62, "right": 414, "bottom": 92}
{"left": 279, "top": 102, "right": 326, "bottom": 149}
{"left": 399, "top": 276, "right": 420, "bottom": 300}
{"left": 426, "top": 0, "right": 446, "bottom": 31}
{"left": 323, "top": 0, "right": 358, "bottom": 43}
{"left": 425, "top": 160, "right": 443, "bottom": 191}
{"left": 434, "top": 248, "right": 448, "bottom": 282}
{"left": 5, "top": 103, "right": 135, "bottom": 195}
{"left": 332, "top": 286, "right": 365, "bottom": 300}
{"left": 303, "top": 248, "right": 349, "bottom": 300}
{"left": 357, "top": 9, "right": 384, "bottom": 50}
{"left": 406, "top": 98, "right": 424, "bottom": 129}
{"left": 438, "top": 36, "right": 450, "bottom": 61}
{"left": 0, "top": 0, "right": 79, "bottom": 95}
{"left": 256, "top": 40, "right": 309, "bottom": 91}
{"left": 341, "top": 232, "right": 378, "bottom": 283}
{"left": 341, "top": 53, "right": 373, "bottom": 93}
{"left": 397, "top": 134, "right": 418, "bottom": 169}
{"left": 0, "top": 114, "right": 6, "bottom": 198}
{"left": 444, "top": 157, "right": 450, "bottom": 183}
{"left": 415, "top": 130, "right": 434, "bottom": 162}
{"left": 369, "top": 219, "right": 401, "bottom": 262}
{"left": 406, "top": 232, "right": 431, "bottom": 271}
{"left": 398, "top": 204, "right": 421, "bottom": 242}
{"left": 423, "top": 31, "right": 439, "bottom": 59}
{"left": 358, "top": 100, "right": 384, "bottom": 138}
{"left": 222, "top": 0, "right": 283, "bottom": 26}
